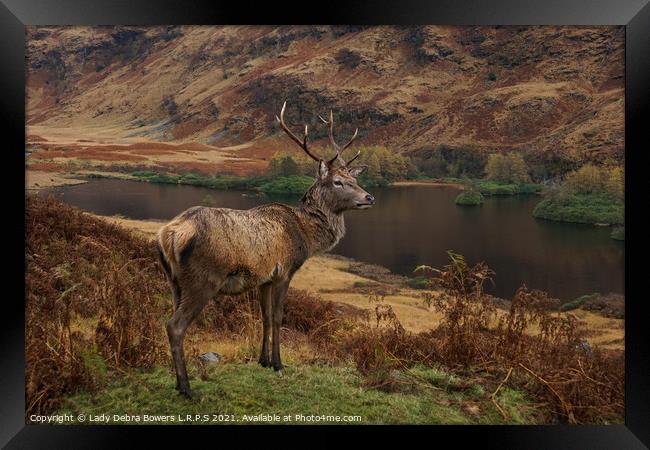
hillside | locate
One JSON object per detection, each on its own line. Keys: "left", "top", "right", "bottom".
{"left": 26, "top": 25, "right": 624, "bottom": 176}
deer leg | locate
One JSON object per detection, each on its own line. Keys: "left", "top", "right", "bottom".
{"left": 167, "top": 287, "right": 211, "bottom": 399}
{"left": 161, "top": 271, "right": 184, "bottom": 387}
{"left": 258, "top": 283, "right": 272, "bottom": 368}
{"left": 271, "top": 280, "right": 290, "bottom": 371}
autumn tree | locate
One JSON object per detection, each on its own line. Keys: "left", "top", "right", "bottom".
{"left": 485, "top": 153, "right": 531, "bottom": 184}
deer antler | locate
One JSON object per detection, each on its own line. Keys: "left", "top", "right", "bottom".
{"left": 318, "top": 110, "right": 360, "bottom": 166}
{"left": 276, "top": 101, "right": 320, "bottom": 162}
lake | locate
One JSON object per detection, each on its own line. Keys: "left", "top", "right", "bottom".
{"left": 39, "top": 179, "right": 625, "bottom": 302}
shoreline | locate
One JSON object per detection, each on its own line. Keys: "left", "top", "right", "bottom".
{"left": 89, "top": 211, "right": 623, "bottom": 351}
{"left": 27, "top": 167, "right": 469, "bottom": 193}
{"left": 392, "top": 180, "right": 464, "bottom": 189}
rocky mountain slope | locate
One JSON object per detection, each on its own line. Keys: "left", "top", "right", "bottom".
{"left": 26, "top": 25, "right": 624, "bottom": 168}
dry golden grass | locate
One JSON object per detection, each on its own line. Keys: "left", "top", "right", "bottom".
{"left": 96, "top": 215, "right": 165, "bottom": 238}
{"left": 26, "top": 170, "right": 87, "bottom": 191}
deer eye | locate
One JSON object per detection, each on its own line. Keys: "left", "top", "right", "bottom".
{"left": 333, "top": 180, "right": 344, "bottom": 188}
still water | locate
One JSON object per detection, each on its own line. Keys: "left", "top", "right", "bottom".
{"left": 39, "top": 179, "right": 624, "bottom": 301}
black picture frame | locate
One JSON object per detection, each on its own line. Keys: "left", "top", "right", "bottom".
{"left": 4, "top": 1, "right": 648, "bottom": 447}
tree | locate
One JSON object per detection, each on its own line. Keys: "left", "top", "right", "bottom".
{"left": 279, "top": 155, "right": 299, "bottom": 176}
{"left": 563, "top": 164, "right": 607, "bottom": 194}
{"left": 485, "top": 153, "right": 530, "bottom": 184}
{"left": 268, "top": 154, "right": 300, "bottom": 177}
{"left": 606, "top": 166, "right": 624, "bottom": 200}
{"left": 485, "top": 154, "right": 509, "bottom": 182}
{"left": 562, "top": 164, "right": 624, "bottom": 199}
{"left": 366, "top": 153, "right": 381, "bottom": 181}
{"left": 505, "top": 153, "right": 531, "bottom": 183}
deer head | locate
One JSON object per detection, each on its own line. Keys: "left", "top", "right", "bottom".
{"left": 276, "top": 101, "right": 375, "bottom": 213}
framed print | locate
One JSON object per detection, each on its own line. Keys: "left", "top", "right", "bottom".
{"left": 3, "top": 0, "right": 649, "bottom": 447}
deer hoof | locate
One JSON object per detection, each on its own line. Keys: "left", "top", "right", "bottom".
{"left": 273, "top": 363, "right": 284, "bottom": 372}
{"left": 179, "top": 387, "right": 195, "bottom": 400}
{"left": 258, "top": 358, "right": 272, "bottom": 368}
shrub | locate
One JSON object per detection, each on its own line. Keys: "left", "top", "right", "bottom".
{"left": 414, "top": 253, "right": 623, "bottom": 423}
{"left": 455, "top": 191, "right": 484, "bottom": 206}
{"left": 334, "top": 48, "right": 362, "bottom": 69}
{"left": 416, "top": 252, "right": 496, "bottom": 365}
{"left": 26, "top": 196, "right": 169, "bottom": 416}
{"left": 324, "top": 252, "right": 624, "bottom": 423}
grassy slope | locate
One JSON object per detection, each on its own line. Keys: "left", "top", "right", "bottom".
{"left": 58, "top": 364, "right": 534, "bottom": 425}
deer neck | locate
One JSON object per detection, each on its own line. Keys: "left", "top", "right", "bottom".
{"left": 298, "top": 191, "right": 346, "bottom": 255}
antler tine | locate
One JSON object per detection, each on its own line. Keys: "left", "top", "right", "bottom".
{"left": 326, "top": 110, "right": 342, "bottom": 165}
{"left": 341, "top": 128, "right": 359, "bottom": 152}
{"left": 347, "top": 149, "right": 361, "bottom": 165}
{"left": 276, "top": 101, "right": 320, "bottom": 162}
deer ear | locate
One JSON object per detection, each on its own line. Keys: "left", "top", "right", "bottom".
{"left": 318, "top": 160, "right": 329, "bottom": 179}
{"left": 348, "top": 165, "right": 367, "bottom": 178}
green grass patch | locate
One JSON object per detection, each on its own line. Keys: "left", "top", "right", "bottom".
{"left": 406, "top": 277, "right": 430, "bottom": 290}
{"left": 533, "top": 192, "right": 624, "bottom": 225}
{"left": 353, "top": 280, "right": 381, "bottom": 289}
{"left": 476, "top": 181, "right": 543, "bottom": 196}
{"left": 455, "top": 191, "right": 484, "bottom": 206}
{"left": 559, "top": 293, "right": 599, "bottom": 312}
{"left": 258, "top": 176, "right": 314, "bottom": 195}
{"left": 131, "top": 171, "right": 316, "bottom": 195}
{"left": 56, "top": 364, "right": 535, "bottom": 425}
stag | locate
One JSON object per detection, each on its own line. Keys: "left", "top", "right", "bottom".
{"left": 156, "top": 101, "right": 375, "bottom": 398}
